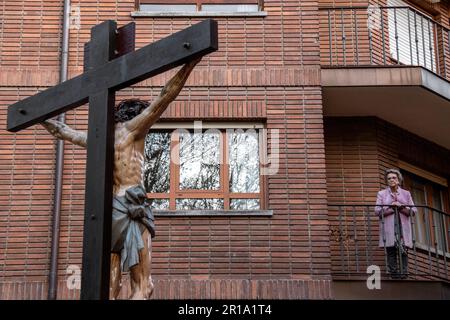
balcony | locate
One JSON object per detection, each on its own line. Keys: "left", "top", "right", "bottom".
{"left": 320, "top": 6, "right": 450, "bottom": 149}
{"left": 329, "top": 204, "right": 450, "bottom": 299}
{"left": 320, "top": 5, "right": 450, "bottom": 78}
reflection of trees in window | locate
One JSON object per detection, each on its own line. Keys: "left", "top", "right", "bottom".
{"left": 179, "top": 132, "right": 220, "bottom": 190}
{"left": 176, "top": 198, "right": 224, "bottom": 210}
{"left": 144, "top": 132, "right": 170, "bottom": 193}
{"left": 230, "top": 199, "right": 260, "bottom": 210}
{"left": 149, "top": 199, "right": 170, "bottom": 210}
{"left": 144, "top": 128, "right": 264, "bottom": 211}
{"left": 228, "top": 130, "right": 260, "bottom": 193}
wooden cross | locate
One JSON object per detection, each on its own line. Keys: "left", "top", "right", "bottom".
{"left": 7, "top": 19, "right": 218, "bottom": 300}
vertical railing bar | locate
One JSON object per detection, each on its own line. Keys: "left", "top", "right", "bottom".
{"left": 424, "top": 207, "right": 433, "bottom": 277}
{"left": 408, "top": 9, "right": 413, "bottom": 65}
{"left": 354, "top": 9, "right": 359, "bottom": 65}
{"left": 352, "top": 206, "right": 359, "bottom": 273}
{"left": 344, "top": 206, "right": 350, "bottom": 275}
{"left": 421, "top": 15, "right": 427, "bottom": 69}
{"left": 434, "top": 24, "right": 440, "bottom": 76}
{"left": 368, "top": 22, "right": 373, "bottom": 64}
{"left": 394, "top": 8, "right": 400, "bottom": 64}
{"left": 414, "top": 12, "right": 420, "bottom": 66}
{"left": 394, "top": 207, "right": 404, "bottom": 276}
{"left": 328, "top": 9, "right": 332, "bottom": 65}
{"left": 442, "top": 27, "right": 447, "bottom": 78}
{"left": 428, "top": 18, "right": 434, "bottom": 73}
{"left": 410, "top": 207, "right": 418, "bottom": 280}
{"left": 381, "top": 8, "right": 387, "bottom": 64}
{"left": 447, "top": 215, "right": 450, "bottom": 281}
{"left": 365, "top": 205, "right": 370, "bottom": 267}
{"left": 448, "top": 30, "right": 450, "bottom": 79}
{"left": 439, "top": 212, "right": 448, "bottom": 280}
{"left": 448, "top": 215, "right": 450, "bottom": 254}
{"left": 334, "top": 11, "right": 338, "bottom": 65}
{"left": 431, "top": 210, "right": 441, "bottom": 278}
{"left": 446, "top": 214, "right": 450, "bottom": 252}
{"left": 341, "top": 8, "right": 346, "bottom": 66}
{"left": 339, "top": 205, "right": 345, "bottom": 274}
{"left": 380, "top": 208, "right": 388, "bottom": 276}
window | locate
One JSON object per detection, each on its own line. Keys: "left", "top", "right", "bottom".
{"left": 388, "top": 0, "right": 436, "bottom": 72}
{"left": 143, "top": 124, "right": 266, "bottom": 211}
{"left": 201, "top": 4, "right": 259, "bottom": 13}
{"left": 140, "top": 4, "right": 197, "bottom": 13}
{"left": 401, "top": 166, "right": 450, "bottom": 254}
{"left": 136, "top": 1, "right": 262, "bottom": 14}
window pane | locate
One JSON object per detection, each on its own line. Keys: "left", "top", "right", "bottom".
{"left": 179, "top": 131, "right": 220, "bottom": 190}
{"left": 149, "top": 199, "right": 169, "bottom": 210}
{"left": 140, "top": 4, "right": 197, "bottom": 12}
{"left": 176, "top": 198, "right": 224, "bottom": 210}
{"left": 144, "top": 132, "right": 170, "bottom": 193}
{"left": 201, "top": 4, "right": 259, "bottom": 13}
{"left": 406, "top": 170, "right": 448, "bottom": 252}
{"left": 230, "top": 199, "right": 260, "bottom": 210}
{"left": 411, "top": 184, "right": 427, "bottom": 245}
{"left": 432, "top": 212, "right": 446, "bottom": 251}
{"left": 387, "top": 0, "right": 435, "bottom": 71}
{"left": 228, "top": 130, "right": 260, "bottom": 193}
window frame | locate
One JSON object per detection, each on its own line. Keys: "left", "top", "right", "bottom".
{"left": 400, "top": 163, "right": 450, "bottom": 256}
{"left": 145, "top": 123, "right": 268, "bottom": 212}
{"left": 135, "top": 0, "right": 264, "bottom": 11}
{"left": 133, "top": 0, "right": 267, "bottom": 17}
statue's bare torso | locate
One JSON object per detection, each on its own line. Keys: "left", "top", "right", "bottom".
{"left": 113, "top": 124, "right": 146, "bottom": 197}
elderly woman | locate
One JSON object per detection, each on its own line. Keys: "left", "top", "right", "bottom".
{"left": 375, "top": 169, "right": 417, "bottom": 279}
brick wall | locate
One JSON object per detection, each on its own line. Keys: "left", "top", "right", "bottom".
{"left": 324, "top": 117, "right": 382, "bottom": 276}
{"left": 0, "top": 278, "right": 333, "bottom": 300}
{"left": 324, "top": 117, "right": 380, "bottom": 204}
{"left": 0, "top": 0, "right": 332, "bottom": 299}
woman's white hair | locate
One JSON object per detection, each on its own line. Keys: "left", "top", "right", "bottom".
{"left": 385, "top": 168, "right": 403, "bottom": 185}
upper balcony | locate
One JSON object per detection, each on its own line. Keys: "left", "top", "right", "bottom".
{"left": 319, "top": 5, "right": 450, "bottom": 149}
{"left": 320, "top": 5, "right": 450, "bottom": 79}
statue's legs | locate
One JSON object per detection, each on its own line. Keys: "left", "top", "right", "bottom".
{"left": 129, "top": 229, "right": 154, "bottom": 300}
{"left": 110, "top": 252, "right": 122, "bottom": 299}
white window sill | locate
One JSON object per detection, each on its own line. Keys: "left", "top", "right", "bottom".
{"left": 153, "top": 209, "right": 273, "bottom": 217}
{"left": 131, "top": 11, "right": 268, "bottom": 18}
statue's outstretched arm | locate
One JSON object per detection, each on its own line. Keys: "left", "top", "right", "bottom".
{"left": 126, "top": 57, "right": 201, "bottom": 138}
{"left": 41, "top": 119, "right": 87, "bottom": 148}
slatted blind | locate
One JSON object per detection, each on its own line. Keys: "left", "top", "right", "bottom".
{"left": 388, "top": 0, "right": 436, "bottom": 72}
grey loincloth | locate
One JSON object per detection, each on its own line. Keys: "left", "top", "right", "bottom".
{"left": 111, "top": 185, "right": 155, "bottom": 272}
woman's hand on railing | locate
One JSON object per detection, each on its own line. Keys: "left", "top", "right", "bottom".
{"left": 390, "top": 201, "right": 416, "bottom": 217}
{"left": 376, "top": 206, "right": 395, "bottom": 217}
{"left": 399, "top": 206, "right": 416, "bottom": 217}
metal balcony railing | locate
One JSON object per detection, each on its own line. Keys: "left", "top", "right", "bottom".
{"left": 329, "top": 204, "right": 450, "bottom": 281}
{"left": 320, "top": 6, "right": 450, "bottom": 81}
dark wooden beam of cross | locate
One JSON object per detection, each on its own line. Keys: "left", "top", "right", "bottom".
{"left": 7, "top": 19, "right": 218, "bottom": 300}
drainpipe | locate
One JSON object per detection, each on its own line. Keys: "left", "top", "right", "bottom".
{"left": 48, "top": 0, "right": 71, "bottom": 300}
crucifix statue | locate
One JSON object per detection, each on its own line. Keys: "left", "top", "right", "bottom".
{"left": 7, "top": 19, "right": 218, "bottom": 300}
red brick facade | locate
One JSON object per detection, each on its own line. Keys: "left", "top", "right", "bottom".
{"left": 1, "top": 0, "right": 449, "bottom": 299}
{"left": 0, "top": 0, "right": 333, "bottom": 299}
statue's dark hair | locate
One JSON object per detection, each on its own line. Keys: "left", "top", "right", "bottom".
{"left": 114, "top": 99, "right": 149, "bottom": 123}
